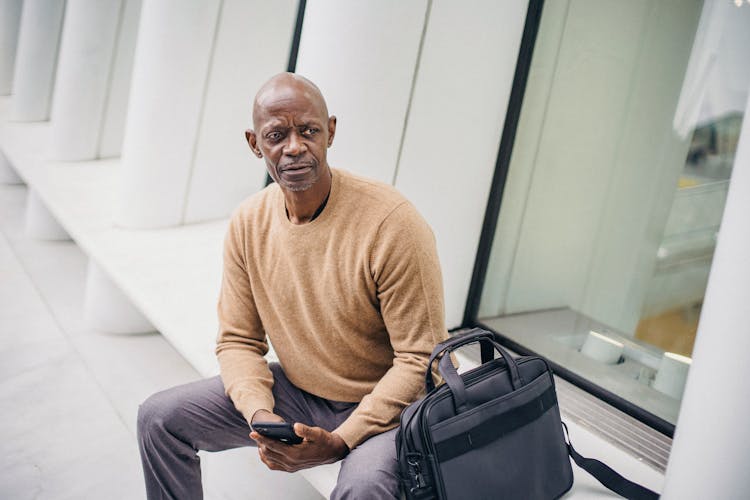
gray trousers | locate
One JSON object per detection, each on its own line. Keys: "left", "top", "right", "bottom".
{"left": 137, "top": 363, "right": 401, "bottom": 499}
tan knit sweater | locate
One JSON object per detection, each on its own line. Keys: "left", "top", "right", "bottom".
{"left": 215, "top": 168, "right": 448, "bottom": 448}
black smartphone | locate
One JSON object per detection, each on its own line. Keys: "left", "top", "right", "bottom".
{"left": 252, "top": 421, "right": 303, "bottom": 445}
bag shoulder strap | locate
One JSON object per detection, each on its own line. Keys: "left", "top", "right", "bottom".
{"left": 562, "top": 423, "right": 659, "bottom": 500}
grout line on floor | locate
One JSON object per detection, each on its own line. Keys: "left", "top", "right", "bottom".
{"left": 0, "top": 224, "right": 142, "bottom": 438}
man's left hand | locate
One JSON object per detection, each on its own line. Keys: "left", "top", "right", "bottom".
{"left": 250, "top": 423, "right": 349, "bottom": 472}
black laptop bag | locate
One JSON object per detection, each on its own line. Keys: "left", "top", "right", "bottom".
{"left": 396, "top": 328, "right": 659, "bottom": 500}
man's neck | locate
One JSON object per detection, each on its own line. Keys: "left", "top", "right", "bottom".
{"left": 283, "top": 168, "right": 332, "bottom": 225}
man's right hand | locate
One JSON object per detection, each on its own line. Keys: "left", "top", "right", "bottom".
{"left": 250, "top": 420, "right": 349, "bottom": 472}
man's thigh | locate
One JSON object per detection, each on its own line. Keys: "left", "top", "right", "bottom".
{"left": 140, "top": 363, "right": 346, "bottom": 452}
{"left": 139, "top": 375, "right": 254, "bottom": 452}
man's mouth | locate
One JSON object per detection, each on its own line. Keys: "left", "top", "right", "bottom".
{"left": 280, "top": 163, "right": 314, "bottom": 173}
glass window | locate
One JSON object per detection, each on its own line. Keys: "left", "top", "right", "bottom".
{"left": 476, "top": 0, "right": 750, "bottom": 429}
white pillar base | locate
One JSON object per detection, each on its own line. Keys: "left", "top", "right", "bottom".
{"left": 0, "top": 151, "right": 23, "bottom": 184}
{"left": 24, "top": 189, "right": 70, "bottom": 240}
{"left": 83, "top": 259, "right": 156, "bottom": 334}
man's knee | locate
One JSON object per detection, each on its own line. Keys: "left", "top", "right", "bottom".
{"left": 137, "top": 388, "right": 187, "bottom": 442}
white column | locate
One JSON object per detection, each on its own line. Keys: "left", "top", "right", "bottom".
{"left": 0, "top": 0, "right": 23, "bottom": 95}
{"left": 48, "top": 0, "right": 122, "bottom": 161}
{"left": 116, "top": 0, "right": 221, "bottom": 229}
{"left": 661, "top": 95, "right": 750, "bottom": 498}
{"left": 24, "top": 189, "right": 70, "bottom": 240}
{"left": 182, "top": 0, "right": 297, "bottom": 223}
{"left": 394, "top": 0, "right": 529, "bottom": 327}
{"left": 83, "top": 259, "right": 155, "bottom": 334}
{"left": 9, "top": 0, "right": 66, "bottom": 121}
{"left": 97, "top": 0, "right": 142, "bottom": 158}
{"left": 294, "top": 0, "right": 429, "bottom": 185}
{"left": 0, "top": 150, "right": 23, "bottom": 184}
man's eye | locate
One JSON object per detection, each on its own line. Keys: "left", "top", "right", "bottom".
{"left": 302, "top": 127, "right": 318, "bottom": 136}
{"left": 266, "top": 132, "right": 283, "bottom": 141}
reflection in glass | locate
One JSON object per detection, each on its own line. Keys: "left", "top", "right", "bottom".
{"left": 477, "top": 0, "right": 749, "bottom": 427}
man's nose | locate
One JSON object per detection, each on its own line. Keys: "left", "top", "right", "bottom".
{"left": 284, "top": 131, "right": 306, "bottom": 156}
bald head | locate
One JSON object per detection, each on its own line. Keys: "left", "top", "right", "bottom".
{"left": 252, "top": 73, "right": 329, "bottom": 128}
{"left": 245, "top": 73, "right": 337, "bottom": 196}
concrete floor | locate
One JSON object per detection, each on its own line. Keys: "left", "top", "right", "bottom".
{"left": 0, "top": 183, "right": 321, "bottom": 499}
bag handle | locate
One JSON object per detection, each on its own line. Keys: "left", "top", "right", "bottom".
{"left": 426, "top": 329, "right": 503, "bottom": 389}
{"left": 425, "top": 329, "right": 522, "bottom": 397}
{"left": 428, "top": 328, "right": 497, "bottom": 368}
{"left": 436, "top": 335, "right": 522, "bottom": 413}
{"left": 437, "top": 354, "right": 471, "bottom": 412}
{"left": 426, "top": 329, "right": 504, "bottom": 391}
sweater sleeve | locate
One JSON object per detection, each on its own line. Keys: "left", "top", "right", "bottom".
{"left": 215, "top": 212, "right": 275, "bottom": 425}
{"left": 333, "top": 202, "right": 448, "bottom": 449}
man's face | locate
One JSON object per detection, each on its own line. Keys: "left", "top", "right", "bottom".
{"left": 249, "top": 84, "right": 336, "bottom": 192}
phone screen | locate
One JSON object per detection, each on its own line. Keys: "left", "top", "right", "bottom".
{"left": 252, "top": 421, "right": 303, "bottom": 445}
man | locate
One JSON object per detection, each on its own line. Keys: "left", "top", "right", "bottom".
{"left": 137, "top": 73, "right": 448, "bottom": 499}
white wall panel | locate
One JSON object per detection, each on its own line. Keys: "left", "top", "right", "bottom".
{"left": 49, "top": 0, "right": 122, "bottom": 161}
{"left": 9, "top": 0, "right": 66, "bottom": 121}
{"left": 294, "top": 0, "right": 428, "bottom": 184}
{"left": 183, "top": 0, "right": 297, "bottom": 223}
{"left": 0, "top": 0, "right": 23, "bottom": 95}
{"left": 96, "top": 0, "right": 142, "bottom": 158}
{"left": 395, "top": 0, "right": 529, "bottom": 328}
{"left": 116, "top": 0, "right": 221, "bottom": 228}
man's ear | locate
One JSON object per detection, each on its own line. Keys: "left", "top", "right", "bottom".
{"left": 245, "top": 129, "right": 262, "bottom": 158}
{"left": 327, "top": 116, "right": 337, "bottom": 147}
